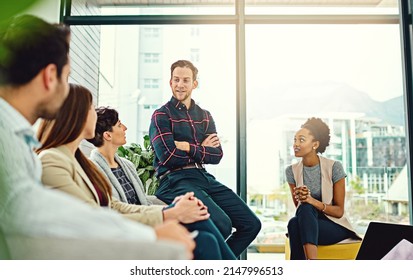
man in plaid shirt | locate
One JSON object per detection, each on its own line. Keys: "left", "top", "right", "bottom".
{"left": 149, "top": 60, "right": 261, "bottom": 258}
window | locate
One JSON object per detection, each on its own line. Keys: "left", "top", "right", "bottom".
{"left": 143, "top": 79, "right": 160, "bottom": 89}
{"left": 191, "top": 27, "right": 200, "bottom": 37}
{"left": 143, "top": 27, "right": 160, "bottom": 38}
{"left": 246, "top": 24, "right": 407, "bottom": 247}
{"left": 190, "top": 48, "right": 200, "bottom": 63}
{"left": 65, "top": 0, "right": 409, "bottom": 260}
{"left": 95, "top": 25, "right": 236, "bottom": 192}
{"left": 143, "top": 53, "right": 160, "bottom": 63}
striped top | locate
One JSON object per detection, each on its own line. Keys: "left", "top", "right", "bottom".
{"left": 149, "top": 96, "right": 223, "bottom": 178}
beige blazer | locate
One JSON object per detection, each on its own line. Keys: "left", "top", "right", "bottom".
{"left": 38, "top": 146, "right": 164, "bottom": 227}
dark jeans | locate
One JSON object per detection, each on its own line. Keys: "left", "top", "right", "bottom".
{"left": 156, "top": 168, "right": 261, "bottom": 258}
{"left": 287, "top": 203, "right": 355, "bottom": 260}
{"left": 186, "top": 219, "right": 236, "bottom": 260}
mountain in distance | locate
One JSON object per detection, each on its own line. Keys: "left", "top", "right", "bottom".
{"left": 381, "top": 95, "right": 406, "bottom": 126}
{"left": 248, "top": 81, "right": 404, "bottom": 126}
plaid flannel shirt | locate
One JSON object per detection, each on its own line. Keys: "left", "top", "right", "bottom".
{"left": 149, "top": 96, "right": 223, "bottom": 178}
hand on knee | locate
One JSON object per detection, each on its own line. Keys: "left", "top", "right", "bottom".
{"left": 164, "top": 194, "right": 210, "bottom": 223}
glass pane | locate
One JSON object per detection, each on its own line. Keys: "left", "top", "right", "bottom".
{"left": 245, "top": 0, "right": 398, "bottom": 15}
{"left": 97, "top": 24, "right": 237, "bottom": 191}
{"left": 71, "top": 0, "right": 235, "bottom": 16}
{"left": 246, "top": 24, "right": 407, "bottom": 256}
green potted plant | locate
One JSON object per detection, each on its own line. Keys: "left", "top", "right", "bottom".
{"left": 116, "top": 135, "right": 159, "bottom": 195}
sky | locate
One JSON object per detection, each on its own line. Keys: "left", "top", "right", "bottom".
{"left": 246, "top": 24, "right": 403, "bottom": 102}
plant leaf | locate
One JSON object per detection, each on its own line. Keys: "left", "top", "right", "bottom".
{"left": 141, "top": 170, "right": 150, "bottom": 184}
{"left": 117, "top": 146, "right": 126, "bottom": 157}
{"left": 143, "top": 135, "right": 151, "bottom": 150}
{"left": 117, "top": 135, "right": 159, "bottom": 194}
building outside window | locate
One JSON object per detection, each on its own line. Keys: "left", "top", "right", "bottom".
{"left": 143, "top": 53, "right": 160, "bottom": 63}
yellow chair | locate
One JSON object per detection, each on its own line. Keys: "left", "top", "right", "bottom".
{"left": 285, "top": 237, "right": 362, "bottom": 260}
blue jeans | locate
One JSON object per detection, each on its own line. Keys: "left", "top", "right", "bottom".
{"left": 156, "top": 168, "right": 261, "bottom": 258}
{"left": 287, "top": 203, "right": 355, "bottom": 260}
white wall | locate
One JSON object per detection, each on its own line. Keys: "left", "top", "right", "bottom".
{"left": 22, "top": 0, "right": 60, "bottom": 23}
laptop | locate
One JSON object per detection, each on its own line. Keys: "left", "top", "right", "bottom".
{"left": 356, "top": 221, "right": 413, "bottom": 260}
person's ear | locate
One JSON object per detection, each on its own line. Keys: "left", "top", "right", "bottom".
{"left": 103, "top": 131, "right": 112, "bottom": 141}
{"left": 193, "top": 80, "right": 198, "bottom": 89}
{"left": 313, "top": 141, "right": 320, "bottom": 150}
{"left": 42, "top": 64, "right": 58, "bottom": 91}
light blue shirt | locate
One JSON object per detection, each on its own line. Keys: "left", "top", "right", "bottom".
{"left": 0, "top": 97, "right": 156, "bottom": 242}
{"left": 0, "top": 97, "right": 42, "bottom": 187}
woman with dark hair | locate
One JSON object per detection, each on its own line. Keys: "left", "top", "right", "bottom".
{"left": 86, "top": 106, "right": 236, "bottom": 260}
{"left": 286, "top": 117, "right": 361, "bottom": 260}
{"left": 36, "top": 83, "right": 230, "bottom": 260}
{"left": 87, "top": 107, "right": 148, "bottom": 205}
